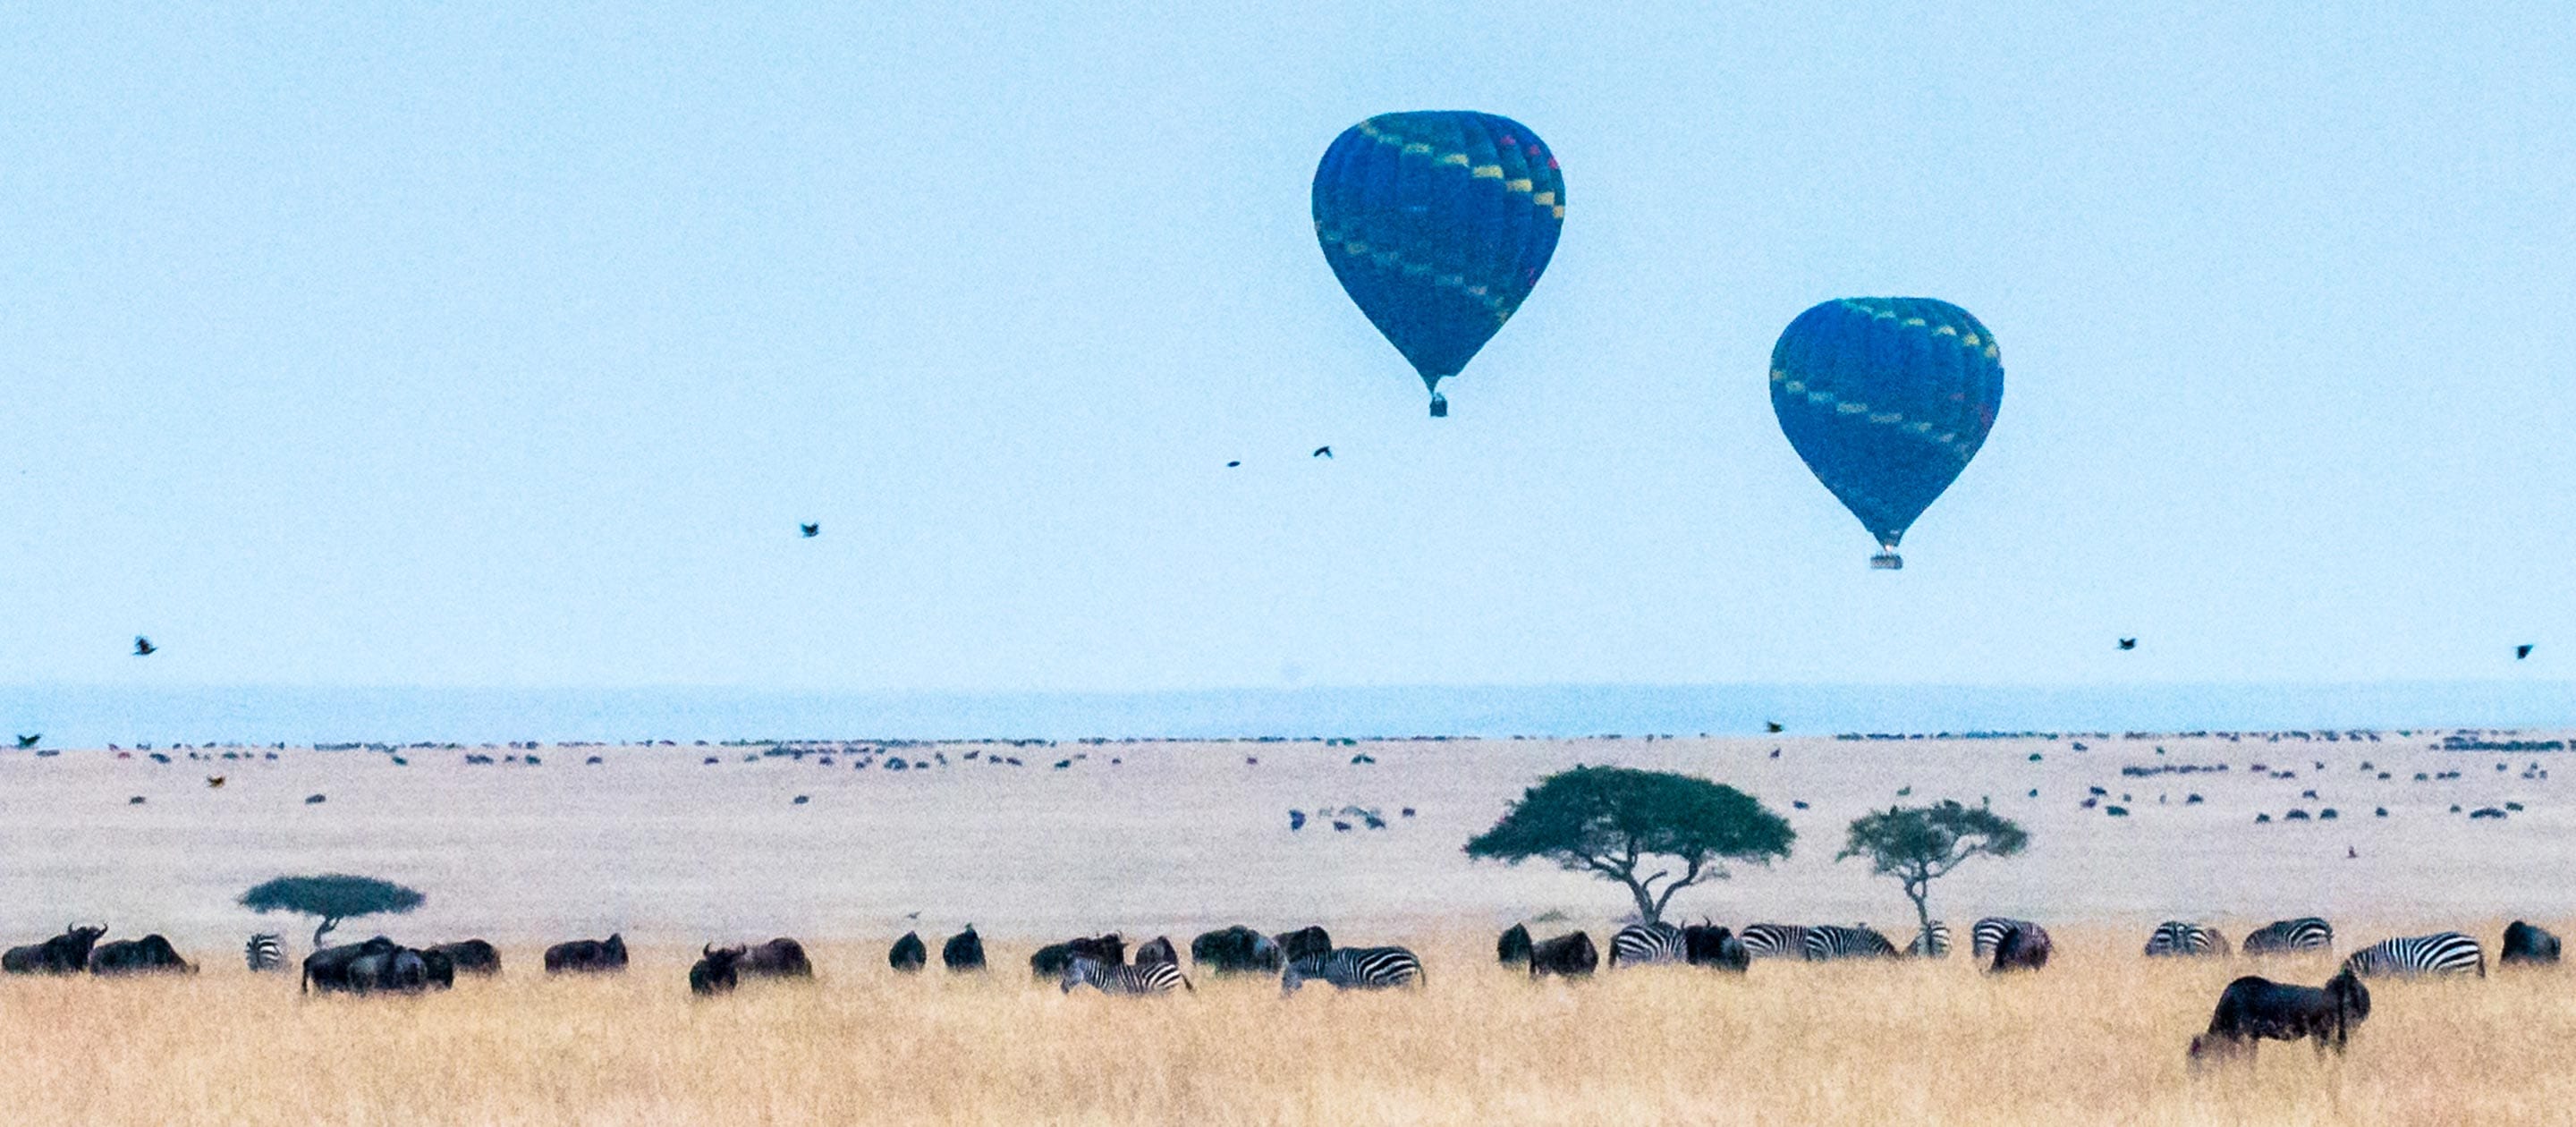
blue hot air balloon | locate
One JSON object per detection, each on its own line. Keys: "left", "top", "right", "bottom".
{"left": 1313, "top": 112, "right": 1565, "bottom": 417}
{"left": 1769, "top": 298, "right": 2004, "bottom": 569}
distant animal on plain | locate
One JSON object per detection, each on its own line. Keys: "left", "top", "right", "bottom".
{"left": 2188, "top": 970, "right": 2369, "bottom": 1064}
{"left": 1274, "top": 926, "right": 1333, "bottom": 964}
{"left": 1062, "top": 955, "right": 1189, "bottom": 996}
{"left": 89, "top": 934, "right": 197, "bottom": 975}
{"left": 302, "top": 936, "right": 432, "bottom": 995}
{"left": 303, "top": 794, "right": 326, "bottom": 804}
{"left": 1986, "top": 922, "right": 2052, "bottom": 972}
{"left": 133, "top": 636, "right": 156, "bottom": 656}
{"left": 1527, "top": 931, "right": 1598, "bottom": 979}
{"left": 1497, "top": 923, "right": 1533, "bottom": 965}
{"left": 889, "top": 931, "right": 927, "bottom": 972}
{"left": 4, "top": 924, "right": 107, "bottom": 974}
{"left": 426, "top": 939, "right": 500, "bottom": 975}
{"left": 544, "top": 934, "right": 629, "bottom": 974}
{"left": 2241, "top": 918, "right": 2334, "bottom": 955}
{"left": 734, "top": 938, "right": 812, "bottom": 979}
{"left": 1288, "top": 809, "right": 1306, "bottom": 830}
{"left": 1190, "top": 926, "right": 1283, "bottom": 976}
{"left": 1030, "top": 935, "right": 1126, "bottom": 979}
{"left": 1132, "top": 936, "right": 1179, "bottom": 966}
{"left": 2343, "top": 932, "right": 2485, "bottom": 979}
{"left": 207, "top": 776, "right": 224, "bottom": 788}
{"left": 1682, "top": 924, "right": 1750, "bottom": 971}
{"left": 2146, "top": 921, "right": 2231, "bottom": 957}
{"left": 1283, "top": 946, "right": 1422, "bottom": 993}
{"left": 245, "top": 933, "right": 288, "bottom": 973}
{"left": 2501, "top": 920, "right": 2560, "bottom": 967}
{"left": 1804, "top": 925, "right": 1900, "bottom": 962}
{"left": 690, "top": 945, "right": 741, "bottom": 996}
{"left": 942, "top": 927, "right": 987, "bottom": 971}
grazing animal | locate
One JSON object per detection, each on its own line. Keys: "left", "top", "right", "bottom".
{"left": 1132, "top": 936, "right": 1179, "bottom": 966}
{"left": 419, "top": 947, "right": 456, "bottom": 990}
{"left": 1282, "top": 946, "right": 1424, "bottom": 993}
{"left": 1804, "top": 925, "right": 1900, "bottom": 962}
{"left": 1986, "top": 922, "right": 2052, "bottom": 972}
{"left": 133, "top": 636, "right": 156, "bottom": 656}
{"left": 690, "top": 945, "right": 741, "bottom": 996}
{"left": 245, "top": 933, "right": 288, "bottom": 973}
{"left": 736, "top": 937, "right": 813, "bottom": 979}
{"left": 889, "top": 931, "right": 928, "bottom": 972}
{"left": 1030, "top": 934, "right": 1126, "bottom": 979}
{"left": 2501, "top": 921, "right": 2561, "bottom": 967}
{"left": 1682, "top": 924, "right": 1750, "bottom": 971}
{"left": 1737, "top": 924, "right": 1812, "bottom": 960}
{"left": 4, "top": 924, "right": 107, "bottom": 975}
{"left": 2188, "top": 970, "right": 2370, "bottom": 1063}
{"left": 2145, "top": 921, "right": 2232, "bottom": 958}
{"left": 1970, "top": 918, "right": 2038, "bottom": 960}
{"left": 1288, "top": 809, "right": 1306, "bottom": 830}
{"left": 1496, "top": 923, "right": 1533, "bottom": 965}
{"left": 942, "top": 927, "right": 987, "bottom": 971}
{"left": 88, "top": 934, "right": 196, "bottom": 975}
{"left": 544, "top": 934, "right": 629, "bottom": 974}
{"left": 1062, "top": 954, "right": 1189, "bottom": 996}
{"left": 303, "top": 936, "right": 432, "bottom": 995}
{"left": 1527, "top": 931, "right": 1598, "bottom": 979}
{"left": 425, "top": 939, "right": 500, "bottom": 976}
{"left": 1275, "top": 926, "right": 1333, "bottom": 964}
{"left": 1189, "top": 926, "right": 1282, "bottom": 975}
{"left": 2343, "top": 932, "right": 2486, "bottom": 979}
{"left": 1608, "top": 922, "right": 1686, "bottom": 968}
{"left": 2241, "top": 918, "right": 2334, "bottom": 956}
{"left": 1909, "top": 920, "right": 1953, "bottom": 959}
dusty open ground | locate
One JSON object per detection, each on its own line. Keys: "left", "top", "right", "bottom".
{"left": 2, "top": 730, "right": 2570, "bottom": 1123}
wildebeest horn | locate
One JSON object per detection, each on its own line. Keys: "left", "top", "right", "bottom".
{"left": 703, "top": 944, "right": 716, "bottom": 957}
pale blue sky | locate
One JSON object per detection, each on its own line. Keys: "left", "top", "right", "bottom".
{"left": 4, "top": 2, "right": 2571, "bottom": 694}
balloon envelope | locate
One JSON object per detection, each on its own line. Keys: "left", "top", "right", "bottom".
{"left": 1313, "top": 112, "right": 1564, "bottom": 414}
{"left": 1769, "top": 297, "right": 2004, "bottom": 566}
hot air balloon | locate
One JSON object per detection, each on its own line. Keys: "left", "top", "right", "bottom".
{"left": 1769, "top": 297, "right": 2004, "bottom": 569}
{"left": 1313, "top": 112, "right": 1564, "bottom": 418}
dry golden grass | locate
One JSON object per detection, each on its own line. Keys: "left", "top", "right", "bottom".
{"left": 3, "top": 929, "right": 2570, "bottom": 1125}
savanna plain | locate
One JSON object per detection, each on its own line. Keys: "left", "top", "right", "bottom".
{"left": 3, "top": 729, "right": 2572, "bottom": 1124}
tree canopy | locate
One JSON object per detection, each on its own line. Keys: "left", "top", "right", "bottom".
{"left": 1838, "top": 801, "right": 2029, "bottom": 952}
{"left": 239, "top": 874, "right": 425, "bottom": 946}
{"left": 1464, "top": 766, "right": 1793, "bottom": 923}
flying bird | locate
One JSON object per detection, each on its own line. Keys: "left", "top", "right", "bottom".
{"left": 13, "top": 734, "right": 36, "bottom": 749}
{"left": 800, "top": 523, "right": 819, "bottom": 538}
{"left": 1225, "top": 461, "right": 1241, "bottom": 468}
{"left": 1765, "top": 721, "right": 1784, "bottom": 733}
{"left": 1312, "top": 446, "right": 1333, "bottom": 459}
{"left": 133, "top": 636, "right": 157, "bottom": 657}
{"left": 2517, "top": 644, "right": 2533, "bottom": 660}
{"left": 206, "top": 776, "right": 225, "bottom": 789}
{"left": 2118, "top": 639, "right": 2137, "bottom": 650}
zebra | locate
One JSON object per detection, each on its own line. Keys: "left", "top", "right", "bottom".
{"left": 1060, "top": 955, "right": 1190, "bottom": 996}
{"left": 1607, "top": 922, "right": 1684, "bottom": 968}
{"left": 1281, "top": 946, "right": 1423, "bottom": 992}
{"left": 1738, "top": 924, "right": 1811, "bottom": 960}
{"left": 2241, "top": 917, "right": 2334, "bottom": 955}
{"left": 2343, "top": 932, "right": 2485, "bottom": 979}
{"left": 245, "top": 933, "right": 287, "bottom": 973}
{"left": 2145, "top": 921, "right": 2231, "bottom": 957}
{"left": 1803, "top": 925, "right": 1899, "bottom": 962}
{"left": 1970, "top": 918, "right": 2037, "bottom": 960}
{"left": 1908, "top": 920, "right": 1953, "bottom": 958}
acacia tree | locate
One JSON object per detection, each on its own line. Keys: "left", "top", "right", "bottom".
{"left": 239, "top": 874, "right": 425, "bottom": 946}
{"left": 1465, "top": 766, "right": 1794, "bottom": 924}
{"left": 1837, "top": 801, "right": 2029, "bottom": 952}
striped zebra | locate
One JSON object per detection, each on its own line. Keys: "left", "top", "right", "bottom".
{"left": 1607, "top": 922, "right": 1684, "bottom": 968}
{"left": 245, "top": 933, "right": 287, "bottom": 973}
{"left": 1970, "top": 918, "right": 2037, "bottom": 960}
{"left": 1908, "top": 920, "right": 1953, "bottom": 958}
{"left": 1281, "top": 946, "right": 1423, "bottom": 992}
{"left": 1738, "top": 924, "right": 1811, "bottom": 960}
{"left": 1060, "top": 955, "right": 1190, "bottom": 996}
{"left": 2241, "top": 917, "right": 2334, "bottom": 955}
{"left": 1804, "top": 925, "right": 1899, "bottom": 962}
{"left": 2145, "top": 921, "right": 2231, "bottom": 957}
{"left": 2343, "top": 932, "right": 2485, "bottom": 979}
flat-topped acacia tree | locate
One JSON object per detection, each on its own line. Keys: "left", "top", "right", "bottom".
{"left": 1464, "top": 766, "right": 1794, "bottom": 925}
{"left": 1838, "top": 801, "right": 2029, "bottom": 953}
{"left": 239, "top": 874, "right": 425, "bottom": 946}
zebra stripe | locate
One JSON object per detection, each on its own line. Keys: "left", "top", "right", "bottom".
{"left": 1607, "top": 923, "right": 1684, "bottom": 968}
{"left": 1804, "top": 925, "right": 1899, "bottom": 962}
{"left": 245, "top": 933, "right": 287, "bottom": 973}
{"left": 1909, "top": 920, "right": 1953, "bottom": 958}
{"left": 2241, "top": 917, "right": 2334, "bottom": 955}
{"left": 1970, "top": 918, "right": 2036, "bottom": 960}
{"left": 1282, "top": 946, "right": 1423, "bottom": 992}
{"left": 2144, "top": 921, "right": 2230, "bottom": 957}
{"left": 1738, "top": 924, "right": 1811, "bottom": 959}
{"left": 2343, "top": 932, "right": 2484, "bottom": 979}
{"left": 1061, "top": 956, "right": 1189, "bottom": 996}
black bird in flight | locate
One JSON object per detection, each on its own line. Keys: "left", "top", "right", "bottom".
{"left": 2516, "top": 644, "right": 2534, "bottom": 660}
{"left": 1225, "top": 460, "right": 1241, "bottom": 468}
{"left": 800, "top": 523, "right": 819, "bottom": 538}
{"left": 1312, "top": 446, "right": 1333, "bottom": 459}
{"left": 1765, "top": 720, "right": 1784, "bottom": 733}
{"left": 13, "top": 734, "right": 37, "bottom": 749}
{"left": 2117, "top": 638, "right": 2137, "bottom": 650}
{"left": 133, "top": 636, "right": 157, "bottom": 657}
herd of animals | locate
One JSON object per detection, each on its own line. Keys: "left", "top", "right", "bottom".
{"left": 4, "top": 914, "right": 2561, "bottom": 1063}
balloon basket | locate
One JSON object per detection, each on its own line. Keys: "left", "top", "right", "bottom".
{"left": 1870, "top": 552, "right": 1903, "bottom": 571}
{"left": 1428, "top": 394, "right": 1448, "bottom": 418}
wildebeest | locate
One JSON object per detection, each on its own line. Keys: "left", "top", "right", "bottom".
{"left": 1527, "top": 931, "right": 1597, "bottom": 978}
{"left": 2188, "top": 970, "right": 2371, "bottom": 1064}
{"left": 942, "top": 927, "right": 986, "bottom": 971}
{"left": 2501, "top": 920, "right": 2561, "bottom": 967}
{"left": 889, "top": 931, "right": 928, "bottom": 972}
{"left": 303, "top": 936, "right": 433, "bottom": 995}
{"left": 88, "top": 934, "right": 197, "bottom": 976}
{"left": 544, "top": 933, "right": 629, "bottom": 974}
{"left": 1030, "top": 934, "right": 1126, "bottom": 979}
{"left": 1497, "top": 923, "right": 1533, "bottom": 965}
{"left": 1133, "top": 936, "right": 1179, "bottom": 966}
{"left": 425, "top": 939, "right": 500, "bottom": 976}
{"left": 1987, "top": 922, "right": 2053, "bottom": 973}
{"left": 735, "top": 937, "right": 813, "bottom": 979}
{"left": 419, "top": 946, "right": 456, "bottom": 990}
{"left": 4, "top": 924, "right": 108, "bottom": 975}
{"left": 690, "top": 945, "right": 742, "bottom": 996}
{"left": 1190, "top": 926, "right": 1282, "bottom": 975}
{"left": 1275, "top": 926, "right": 1333, "bottom": 964}
{"left": 1682, "top": 924, "right": 1750, "bottom": 972}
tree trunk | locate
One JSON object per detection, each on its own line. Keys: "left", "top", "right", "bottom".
{"left": 1624, "top": 877, "right": 1659, "bottom": 925}
{"left": 313, "top": 916, "right": 339, "bottom": 948}
{"left": 1907, "top": 875, "right": 1933, "bottom": 957}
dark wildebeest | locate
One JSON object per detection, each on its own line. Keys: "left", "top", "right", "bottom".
{"left": 1497, "top": 923, "right": 1533, "bottom": 965}
{"left": 1527, "top": 931, "right": 1597, "bottom": 979}
{"left": 88, "top": 934, "right": 196, "bottom": 976}
{"left": 304, "top": 936, "right": 433, "bottom": 995}
{"left": 889, "top": 931, "right": 928, "bottom": 972}
{"left": 544, "top": 934, "right": 628, "bottom": 974}
{"left": 1189, "top": 927, "right": 1282, "bottom": 975}
{"left": 1682, "top": 924, "right": 1750, "bottom": 972}
{"left": 1030, "top": 934, "right": 1126, "bottom": 979}
{"left": 419, "top": 946, "right": 456, "bottom": 990}
{"left": 4, "top": 924, "right": 107, "bottom": 975}
{"left": 690, "top": 945, "right": 743, "bottom": 996}
{"left": 2502, "top": 920, "right": 2562, "bottom": 967}
{"left": 1133, "top": 936, "right": 1179, "bottom": 966}
{"left": 1988, "top": 922, "right": 2053, "bottom": 973}
{"left": 942, "top": 927, "right": 986, "bottom": 972}
{"left": 426, "top": 940, "right": 500, "bottom": 976}
{"left": 1275, "top": 926, "right": 1332, "bottom": 965}
{"left": 736, "top": 937, "right": 812, "bottom": 979}
{"left": 2188, "top": 970, "right": 2371, "bottom": 1064}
